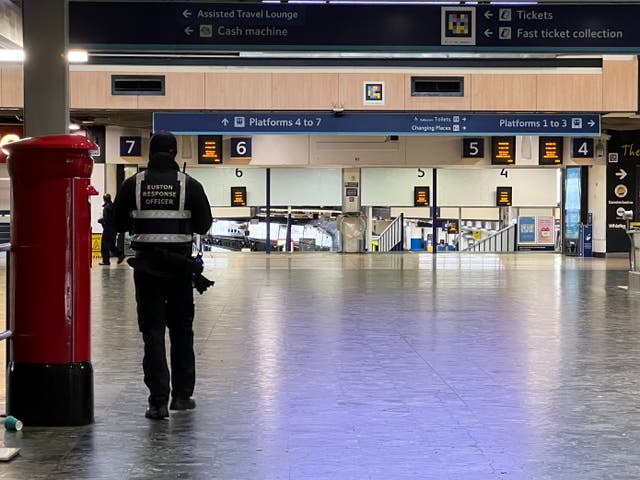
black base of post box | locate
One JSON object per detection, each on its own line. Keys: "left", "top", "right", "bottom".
{"left": 7, "top": 361, "right": 93, "bottom": 426}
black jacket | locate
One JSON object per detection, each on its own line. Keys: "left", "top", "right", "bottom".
{"left": 100, "top": 200, "right": 116, "bottom": 233}
{"left": 114, "top": 153, "right": 212, "bottom": 250}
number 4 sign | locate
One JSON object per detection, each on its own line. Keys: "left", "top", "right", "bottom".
{"left": 572, "top": 138, "right": 594, "bottom": 158}
{"left": 231, "top": 138, "right": 252, "bottom": 160}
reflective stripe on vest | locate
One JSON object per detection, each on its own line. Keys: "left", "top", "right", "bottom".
{"left": 131, "top": 171, "right": 193, "bottom": 244}
{"left": 131, "top": 210, "right": 192, "bottom": 219}
{"left": 130, "top": 233, "right": 194, "bottom": 243}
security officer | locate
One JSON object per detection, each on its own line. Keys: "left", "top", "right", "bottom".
{"left": 114, "top": 132, "right": 212, "bottom": 420}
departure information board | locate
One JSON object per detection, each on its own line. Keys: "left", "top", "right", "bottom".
{"left": 491, "top": 137, "right": 516, "bottom": 165}
{"left": 414, "top": 186, "right": 430, "bottom": 207}
{"left": 496, "top": 186, "right": 513, "bottom": 207}
{"left": 198, "top": 135, "right": 222, "bottom": 164}
{"left": 539, "top": 137, "right": 563, "bottom": 165}
{"left": 230, "top": 186, "right": 247, "bottom": 206}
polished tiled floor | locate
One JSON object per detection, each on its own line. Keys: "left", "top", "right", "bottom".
{"left": 0, "top": 252, "right": 639, "bottom": 479}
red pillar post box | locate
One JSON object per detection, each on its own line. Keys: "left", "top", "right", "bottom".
{"left": 5, "top": 135, "right": 97, "bottom": 426}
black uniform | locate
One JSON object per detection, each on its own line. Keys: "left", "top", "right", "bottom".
{"left": 99, "top": 196, "right": 123, "bottom": 265}
{"left": 114, "top": 141, "right": 212, "bottom": 413}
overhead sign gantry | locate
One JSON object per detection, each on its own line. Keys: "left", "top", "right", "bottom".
{"left": 70, "top": 2, "right": 640, "bottom": 53}
{"left": 153, "top": 112, "right": 601, "bottom": 136}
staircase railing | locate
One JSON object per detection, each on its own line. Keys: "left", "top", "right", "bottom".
{"left": 378, "top": 213, "right": 404, "bottom": 252}
{"left": 463, "top": 223, "right": 517, "bottom": 252}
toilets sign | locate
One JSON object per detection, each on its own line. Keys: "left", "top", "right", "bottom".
{"left": 154, "top": 112, "right": 601, "bottom": 136}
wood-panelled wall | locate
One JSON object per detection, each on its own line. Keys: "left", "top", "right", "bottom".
{"left": 1, "top": 58, "right": 637, "bottom": 112}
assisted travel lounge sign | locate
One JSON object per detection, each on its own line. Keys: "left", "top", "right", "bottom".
{"left": 70, "top": 3, "right": 640, "bottom": 53}
{"left": 154, "top": 113, "right": 601, "bottom": 137}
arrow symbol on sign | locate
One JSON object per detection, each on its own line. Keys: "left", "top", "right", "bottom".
{"left": 221, "top": 118, "right": 229, "bottom": 126}
{"left": 484, "top": 29, "right": 494, "bottom": 38}
{"left": 616, "top": 169, "right": 627, "bottom": 180}
{"left": 484, "top": 11, "right": 494, "bottom": 19}
{"left": 588, "top": 120, "right": 595, "bottom": 127}
{"left": 184, "top": 26, "right": 194, "bottom": 35}
{"left": 182, "top": 9, "right": 192, "bottom": 19}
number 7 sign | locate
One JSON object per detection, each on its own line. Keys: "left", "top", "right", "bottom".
{"left": 119, "top": 136, "right": 142, "bottom": 157}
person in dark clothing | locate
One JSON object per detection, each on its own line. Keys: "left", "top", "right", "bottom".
{"left": 98, "top": 193, "right": 124, "bottom": 265}
{"left": 114, "top": 132, "right": 213, "bottom": 420}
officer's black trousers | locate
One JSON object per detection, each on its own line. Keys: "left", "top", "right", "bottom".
{"left": 133, "top": 268, "right": 195, "bottom": 407}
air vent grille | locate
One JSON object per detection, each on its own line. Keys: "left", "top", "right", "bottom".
{"left": 112, "top": 75, "right": 165, "bottom": 96}
{"left": 411, "top": 77, "right": 464, "bottom": 97}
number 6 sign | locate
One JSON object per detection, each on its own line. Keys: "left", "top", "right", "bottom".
{"left": 231, "top": 138, "right": 252, "bottom": 160}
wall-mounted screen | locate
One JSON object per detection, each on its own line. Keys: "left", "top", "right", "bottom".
{"left": 230, "top": 186, "right": 247, "bottom": 206}
{"left": 414, "top": 186, "right": 430, "bottom": 206}
{"left": 491, "top": 137, "right": 515, "bottom": 165}
{"left": 198, "top": 135, "right": 223, "bottom": 164}
{"left": 539, "top": 137, "right": 563, "bottom": 165}
{"left": 496, "top": 186, "right": 513, "bottom": 206}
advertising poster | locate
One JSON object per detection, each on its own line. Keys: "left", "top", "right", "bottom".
{"left": 606, "top": 130, "right": 638, "bottom": 252}
{"left": 518, "top": 216, "right": 536, "bottom": 244}
{"left": 536, "top": 216, "right": 555, "bottom": 244}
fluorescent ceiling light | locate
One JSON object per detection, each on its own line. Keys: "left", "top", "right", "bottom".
{"left": 68, "top": 50, "right": 89, "bottom": 63}
{"left": 0, "top": 50, "right": 24, "bottom": 62}
{"left": 0, "top": 49, "right": 88, "bottom": 63}
{"left": 68, "top": 123, "right": 81, "bottom": 131}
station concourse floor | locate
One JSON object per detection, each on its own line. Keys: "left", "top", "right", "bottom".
{"left": 0, "top": 252, "right": 638, "bottom": 479}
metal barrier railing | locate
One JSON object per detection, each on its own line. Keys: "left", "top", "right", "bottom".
{"left": 378, "top": 213, "right": 404, "bottom": 252}
{"left": 463, "top": 224, "right": 517, "bottom": 253}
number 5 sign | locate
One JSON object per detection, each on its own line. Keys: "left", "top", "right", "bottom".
{"left": 119, "top": 136, "right": 141, "bottom": 157}
{"left": 230, "top": 138, "right": 252, "bottom": 160}
{"left": 462, "top": 138, "right": 484, "bottom": 158}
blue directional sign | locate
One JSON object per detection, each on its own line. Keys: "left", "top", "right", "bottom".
{"left": 153, "top": 112, "right": 601, "bottom": 137}
{"left": 69, "top": 3, "right": 640, "bottom": 53}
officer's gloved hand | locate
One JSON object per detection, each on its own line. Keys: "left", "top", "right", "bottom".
{"left": 191, "top": 253, "right": 214, "bottom": 294}
{"left": 193, "top": 274, "right": 215, "bottom": 295}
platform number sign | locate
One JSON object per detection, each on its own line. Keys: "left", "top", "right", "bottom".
{"left": 119, "top": 136, "right": 141, "bottom": 157}
{"left": 462, "top": 138, "right": 484, "bottom": 158}
{"left": 572, "top": 138, "right": 594, "bottom": 158}
{"left": 230, "top": 138, "right": 252, "bottom": 160}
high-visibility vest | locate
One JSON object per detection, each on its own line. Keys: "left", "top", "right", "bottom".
{"left": 130, "top": 170, "right": 193, "bottom": 244}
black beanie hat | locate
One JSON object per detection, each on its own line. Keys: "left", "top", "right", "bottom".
{"left": 150, "top": 131, "right": 177, "bottom": 155}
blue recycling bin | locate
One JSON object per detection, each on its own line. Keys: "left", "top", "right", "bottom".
{"left": 410, "top": 238, "right": 422, "bottom": 250}
{"left": 578, "top": 224, "right": 593, "bottom": 257}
